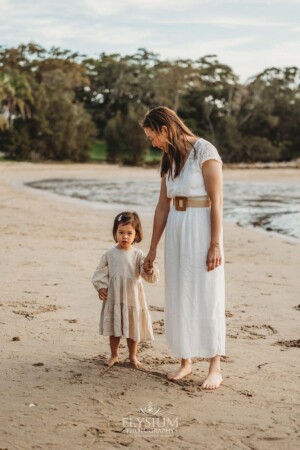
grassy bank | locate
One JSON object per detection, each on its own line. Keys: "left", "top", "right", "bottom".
{"left": 89, "top": 140, "right": 161, "bottom": 164}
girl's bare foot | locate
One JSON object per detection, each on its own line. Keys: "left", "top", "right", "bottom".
{"left": 202, "top": 370, "right": 223, "bottom": 389}
{"left": 167, "top": 360, "right": 192, "bottom": 381}
{"left": 130, "top": 356, "right": 143, "bottom": 368}
{"left": 105, "top": 355, "right": 119, "bottom": 367}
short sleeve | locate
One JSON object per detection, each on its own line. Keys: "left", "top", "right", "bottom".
{"left": 92, "top": 252, "right": 109, "bottom": 292}
{"left": 198, "top": 140, "right": 223, "bottom": 168}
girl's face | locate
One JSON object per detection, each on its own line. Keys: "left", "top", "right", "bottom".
{"left": 116, "top": 223, "right": 136, "bottom": 250}
{"left": 144, "top": 126, "right": 169, "bottom": 153}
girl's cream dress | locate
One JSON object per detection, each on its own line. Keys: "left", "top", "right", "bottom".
{"left": 92, "top": 246, "right": 158, "bottom": 342}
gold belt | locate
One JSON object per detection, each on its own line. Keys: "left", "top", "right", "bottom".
{"left": 173, "top": 196, "right": 211, "bottom": 211}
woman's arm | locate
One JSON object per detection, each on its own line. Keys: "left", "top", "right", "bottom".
{"left": 202, "top": 160, "right": 223, "bottom": 271}
{"left": 145, "top": 175, "right": 172, "bottom": 267}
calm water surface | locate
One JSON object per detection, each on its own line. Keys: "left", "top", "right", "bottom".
{"left": 26, "top": 178, "right": 300, "bottom": 240}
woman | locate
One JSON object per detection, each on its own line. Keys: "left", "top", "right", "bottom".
{"left": 141, "top": 106, "right": 225, "bottom": 390}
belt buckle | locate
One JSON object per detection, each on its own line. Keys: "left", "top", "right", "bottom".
{"left": 175, "top": 196, "right": 187, "bottom": 211}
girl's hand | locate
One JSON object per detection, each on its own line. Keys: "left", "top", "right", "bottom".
{"left": 98, "top": 288, "right": 108, "bottom": 301}
{"left": 143, "top": 261, "right": 154, "bottom": 275}
{"left": 206, "top": 244, "right": 222, "bottom": 272}
{"left": 144, "top": 249, "right": 156, "bottom": 268}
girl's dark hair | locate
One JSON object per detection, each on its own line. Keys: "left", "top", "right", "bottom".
{"left": 140, "top": 106, "right": 198, "bottom": 179}
{"left": 112, "top": 211, "right": 143, "bottom": 243}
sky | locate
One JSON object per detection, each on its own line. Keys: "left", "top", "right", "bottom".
{"left": 1, "top": 0, "right": 300, "bottom": 81}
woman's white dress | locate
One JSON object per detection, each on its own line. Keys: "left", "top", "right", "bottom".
{"left": 165, "top": 138, "right": 225, "bottom": 358}
{"left": 92, "top": 247, "right": 158, "bottom": 342}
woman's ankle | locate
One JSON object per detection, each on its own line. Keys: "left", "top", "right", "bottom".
{"left": 181, "top": 358, "right": 192, "bottom": 367}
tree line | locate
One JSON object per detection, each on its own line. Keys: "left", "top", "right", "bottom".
{"left": 0, "top": 43, "right": 299, "bottom": 164}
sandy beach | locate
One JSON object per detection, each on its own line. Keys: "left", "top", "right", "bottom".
{"left": 1, "top": 162, "right": 299, "bottom": 450}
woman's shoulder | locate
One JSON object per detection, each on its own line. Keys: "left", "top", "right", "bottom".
{"left": 195, "top": 138, "right": 222, "bottom": 167}
{"left": 195, "top": 137, "right": 217, "bottom": 150}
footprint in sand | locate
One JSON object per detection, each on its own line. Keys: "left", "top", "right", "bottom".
{"left": 145, "top": 356, "right": 178, "bottom": 365}
{"left": 145, "top": 355, "right": 232, "bottom": 366}
{"left": 228, "top": 324, "right": 278, "bottom": 340}
{"left": 10, "top": 300, "right": 60, "bottom": 318}
{"left": 85, "top": 427, "right": 105, "bottom": 438}
{"left": 138, "top": 341, "right": 153, "bottom": 353}
{"left": 152, "top": 319, "right": 165, "bottom": 334}
{"left": 149, "top": 305, "right": 164, "bottom": 312}
{"left": 70, "top": 372, "right": 84, "bottom": 384}
{"left": 239, "top": 390, "right": 256, "bottom": 397}
{"left": 274, "top": 339, "right": 300, "bottom": 349}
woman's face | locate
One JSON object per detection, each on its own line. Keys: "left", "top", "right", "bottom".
{"left": 143, "top": 126, "right": 168, "bottom": 152}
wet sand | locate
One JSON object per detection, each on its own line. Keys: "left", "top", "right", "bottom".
{"left": 1, "top": 163, "right": 299, "bottom": 450}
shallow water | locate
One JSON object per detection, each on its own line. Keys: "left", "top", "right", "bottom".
{"left": 26, "top": 179, "right": 300, "bottom": 240}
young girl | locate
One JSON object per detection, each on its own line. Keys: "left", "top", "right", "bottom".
{"left": 92, "top": 211, "right": 159, "bottom": 368}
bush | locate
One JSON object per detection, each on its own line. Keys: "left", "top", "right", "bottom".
{"left": 243, "top": 136, "right": 280, "bottom": 162}
{"left": 105, "top": 107, "right": 148, "bottom": 165}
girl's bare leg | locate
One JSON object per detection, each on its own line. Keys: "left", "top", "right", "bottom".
{"left": 105, "top": 336, "right": 121, "bottom": 367}
{"left": 202, "top": 355, "right": 223, "bottom": 389}
{"left": 127, "top": 338, "right": 143, "bottom": 368}
{"left": 167, "top": 358, "right": 192, "bottom": 381}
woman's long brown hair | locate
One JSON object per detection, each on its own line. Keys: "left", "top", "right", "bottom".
{"left": 140, "top": 106, "right": 198, "bottom": 178}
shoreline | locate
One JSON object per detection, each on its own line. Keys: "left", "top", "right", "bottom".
{"left": 1, "top": 158, "right": 300, "bottom": 170}
{"left": 22, "top": 180, "right": 300, "bottom": 244}
{"left": 17, "top": 165, "right": 300, "bottom": 243}
{"left": 1, "top": 163, "right": 299, "bottom": 450}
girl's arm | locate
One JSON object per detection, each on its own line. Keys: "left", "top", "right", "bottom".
{"left": 145, "top": 175, "right": 172, "bottom": 267}
{"left": 202, "top": 160, "right": 223, "bottom": 271}
{"left": 92, "top": 252, "right": 109, "bottom": 292}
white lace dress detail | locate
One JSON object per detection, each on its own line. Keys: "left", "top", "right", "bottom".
{"left": 166, "top": 138, "right": 222, "bottom": 198}
{"left": 198, "top": 139, "right": 222, "bottom": 168}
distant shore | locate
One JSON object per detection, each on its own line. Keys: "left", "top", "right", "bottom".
{"left": 1, "top": 156, "right": 300, "bottom": 170}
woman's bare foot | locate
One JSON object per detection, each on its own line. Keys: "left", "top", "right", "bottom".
{"left": 105, "top": 355, "right": 119, "bottom": 367}
{"left": 130, "top": 356, "right": 143, "bottom": 368}
{"left": 167, "top": 359, "right": 192, "bottom": 381}
{"left": 202, "top": 370, "right": 223, "bottom": 389}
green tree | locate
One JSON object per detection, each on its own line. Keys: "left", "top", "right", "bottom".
{"left": 0, "top": 44, "right": 95, "bottom": 161}
{"left": 0, "top": 71, "right": 33, "bottom": 129}
{"left": 105, "top": 106, "right": 148, "bottom": 165}
{"left": 79, "top": 49, "right": 158, "bottom": 137}
{"left": 238, "top": 66, "right": 300, "bottom": 161}
{"left": 32, "top": 69, "right": 96, "bottom": 161}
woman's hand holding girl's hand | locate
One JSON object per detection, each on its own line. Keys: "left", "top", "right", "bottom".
{"left": 143, "top": 261, "right": 154, "bottom": 275}
{"left": 145, "top": 249, "right": 156, "bottom": 268}
{"left": 98, "top": 288, "right": 108, "bottom": 301}
{"left": 206, "top": 243, "right": 222, "bottom": 272}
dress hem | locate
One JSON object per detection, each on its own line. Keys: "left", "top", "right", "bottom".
{"left": 169, "top": 352, "right": 226, "bottom": 359}
{"left": 165, "top": 339, "right": 226, "bottom": 359}
{"left": 99, "top": 331, "right": 154, "bottom": 343}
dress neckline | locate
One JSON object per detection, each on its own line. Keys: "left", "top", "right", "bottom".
{"left": 181, "top": 138, "right": 202, "bottom": 172}
{"left": 114, "top": 245, "right": 135, "bottom": 253}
